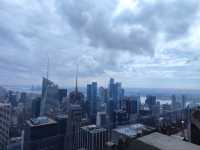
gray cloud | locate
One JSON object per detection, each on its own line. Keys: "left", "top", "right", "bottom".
{"left": 56, "top": 0, "right": 154, "bottom": 55}
{"left": 116, "top": 0, "right": 199, "bottom": 40}
{"left": 0, "top": 0, "right": 200, "bottom": 88}
{"left": 0, "top": 23, "right": 26, "bottom": 50}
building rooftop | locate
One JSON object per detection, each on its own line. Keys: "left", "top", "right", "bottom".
{"left": 81, "top": 124, "right": 107, "bottom": 134}
{"left": 27, "top": 116, "right": 57, "bottom": 127}
{"left": 113, "top": 123, "right": 155, "bottom": 138}
{"left": 138, "top": 132, "right": 200, "bottom": 150}
{"left": 70, "top": 104, "right": 82, "bottom": 110}
{"left": 56, "top": 114, "right": 68, "bottom": 120}
{"left": 119, "top": 140, "right": 160, "bottom": 150}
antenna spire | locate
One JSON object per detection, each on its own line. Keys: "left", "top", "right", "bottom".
{"left": 75, "top": 64, "right": 79, "bottom": 94}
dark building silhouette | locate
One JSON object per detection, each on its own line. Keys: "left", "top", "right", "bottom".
{"left": 113, "top": 110, "right": 129, "bottom": 126}
{"left": 124, "top": 96, "right": 140, "bottom": 115}
{"left": 190, "top": 108, "right": 200, "bottom": 145}
{"left": 64, "top": 104, "right": 83, "bottom": 150}
{"left": 32, "top": 97, "right": 41, "bottom": 118}
{"left": 55, "top": 114, "right": 68, "bottom": 150}
{"left": 69, "top": 69, "right": 84, "bottom": 105}
{"left": 107, "top": 100, "right": 116, "bottom": 128}
{"left": 24, "top": 117, "right": 63, "bottom": 150}
{"left": 69, "top": 90, "right": 84, "bottom": 105}
{"left": 58, "top": 89, "right": 67, "bottom": 103}
{"left": 182, "top": 95, "right": 186, "bottom": 109}
{"left": 0, "top": 103, "right": 11, "bottom": 150}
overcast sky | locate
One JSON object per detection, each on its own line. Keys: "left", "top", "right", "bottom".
{"left": 0, "top": 0, "right": 200, "bottom": 89}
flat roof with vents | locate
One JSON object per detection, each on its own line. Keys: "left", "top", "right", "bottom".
{"left": 27, "top": 116, "right": 57, "bottom": 127}
{"left": 138, "top": 132, "right": 200, "bottom": 150}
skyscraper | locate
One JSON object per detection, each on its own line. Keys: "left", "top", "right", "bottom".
{"left": 124, "top": 96, "right": 140, "bottom": 115}
{"left": 31, "top": 97, "right": 41, "bottom": 118}
{"left": 97, "top": 87, "right": 108, "bottom": 113}
{"left": 182, "top": 95, "right": 186, "bottom": 109}
{"left": 114, "top": 82, "right": 122, "bottom": 109}
{"left": 58, "top": 89, "right": 67, "bottom": 103}
{"left": 120, "top": 88, "right": 125, "bottom": 101}
{"left": 55, "top": 114, "right": 68, "bottom": 150}
{"left": 109, "top": 78, "right": 115, "bottom": 99}
{"left": 0, "top": 103, "right": 11, "bottom": 150}
{"left": 99, "top": 86, "right": 108, "bottom": 102}
{"left": 65, "top": 104, "right": 83, "bottom": 150}
{"left": 115, "top": 82, "right": 121, "bottom": 99}
{"left": 107, "top": 100, "right": 116, "bottom": 128}
{"left": 87, "top": 82, "right": 98, "bottom": 123}
{"left": 69, "top": 69, "right": 84, "bottom": 105}
{"left": 40, "top": 77, "right": 59, "bottom": 116}
{"left": 172, "top": 94, "right": 177, "bottom": 111}
{"left": 108, "top": 78, "right": 123, "bottom": 109}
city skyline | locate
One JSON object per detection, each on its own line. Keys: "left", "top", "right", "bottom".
{"left": 1, "top": 1, "right": 200, "bottom": 150}
{"left": 0, "top": 0, "right": 200, "bottom": 89}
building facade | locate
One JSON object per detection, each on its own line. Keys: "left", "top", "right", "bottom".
{"left": 65, "top": 104, "right": 83, "bottom": 150}
{"left": 31, "top": 98, "right": 41, "bottom": 118}
{"left": 0, "top": 103, "right": 11, "bottom": 150}
{"left": 87, "top": 82, "right": 98, "bottom": 123}
{"left": 79, "top": 125, "right": 109, "bottom": 150}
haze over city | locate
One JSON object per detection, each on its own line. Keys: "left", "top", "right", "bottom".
{"left": 0, "top": 0, "right": 200, "bottom": 89}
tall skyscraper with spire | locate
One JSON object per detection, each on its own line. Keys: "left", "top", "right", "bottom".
{"left": 75, "top": 64, "right": 79, "bottom": 100}
{"left": 65, "top": 66, "right": 85, "bottom": 150}
{"left": 40, "top": 77, "right": 59, "bottom": 116}
{"left": 40, "top": 57, "right": 60, "bottom": 116}
{"left": 64, "top": 104, "right": 83, "bottom": 150}
{"left": 69, "top": 65, "right": 84, "bottom": 105}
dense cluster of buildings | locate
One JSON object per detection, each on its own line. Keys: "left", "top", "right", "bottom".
{"left": 0, "top": 76, "right": 199, "bottom": 150}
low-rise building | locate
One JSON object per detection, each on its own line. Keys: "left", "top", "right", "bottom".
{"left": 111, "top": 123, "right": 155, "bottom": 144}
{"left": 79, "top": 125, "right": 109, "bottom": 150}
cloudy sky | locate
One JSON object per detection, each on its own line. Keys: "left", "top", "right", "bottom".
{"left": 0, "top": 0, "right": 200, "bottom": 89}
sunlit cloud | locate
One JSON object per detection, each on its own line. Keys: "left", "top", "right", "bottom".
{"left": 114, "top": 0, "right": 138, "bottom": 16}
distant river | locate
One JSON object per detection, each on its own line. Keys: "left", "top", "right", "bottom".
{"left": 140, "top": 96, "right": 171, "bottom": 105}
